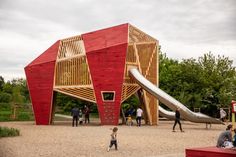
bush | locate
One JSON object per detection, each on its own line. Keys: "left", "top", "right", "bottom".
{"left": 0, "top": 92, "right": 12, "bottom": 103}
{"left": 17, "top": 112, "right": 31, "bottom": 121}
{"left": 0, "top": 111, "right": 11, "bottom": 121}
{"left": 0, "top": 126, "right": 20, "bottom": 137}
{"left": 0, "top": 103, "right": 11, "bottom": 110}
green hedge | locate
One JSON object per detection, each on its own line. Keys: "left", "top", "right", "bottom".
{"left": 17, "top": 112, "right": 31, "bottom": 121}
{"left": 0, "top": 103, "right": 34, "bottom": 121}
{"left": 0, "top": 103, "right": 11, "bottom": 110}
{"left": 0, "top": 126, "right": 20, "bottom": 137}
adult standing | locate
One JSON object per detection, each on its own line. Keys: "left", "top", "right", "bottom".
{"left": 172, "top": 107, "right": 184, "bottom": 132}
{"left": 84, "top": 105, "right": 90, "bottom": 124}
{"left": 136, "top": 106, "right": 143, "bottom": 127}
{"left": 220, "top": 108, "right": 227, "bottom": 122}
{"left": 71, "top": 106, "right": 79, "bottom": 127}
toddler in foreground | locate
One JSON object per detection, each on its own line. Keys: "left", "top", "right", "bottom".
{"left": 107, "top": 127, "right": 118, "bottom": 152}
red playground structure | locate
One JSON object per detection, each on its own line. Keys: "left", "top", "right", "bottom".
{"left": 25, "top": 23, "right": 159, "bottom": 125}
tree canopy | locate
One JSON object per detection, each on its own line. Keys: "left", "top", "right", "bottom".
{"left": 159, "top": 51, "right": 236, "bottom": 116}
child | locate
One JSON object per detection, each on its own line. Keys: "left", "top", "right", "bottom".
{"left": 78, "top": 109, "right": 83, "bottom": 125}
{"left": 126, "top": 114, "right": 133, "bottom": 126}
{"left": 223, "top": 138, "right": 234, "bottom": 148}
{"left": 107, "top": 127, "right": 118, "bottom": 152}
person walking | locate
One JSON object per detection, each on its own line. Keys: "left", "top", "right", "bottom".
{"left": 107, "top": 127, "right": 118, "bottom": 152}
{"left": 136, "top": 106, "right": 143, "bottom": 127}
{"left": 172, "top": 107, "right": 184, "bottom": 132}
{"left": 71, "top": 106, "right": 79, "bottom": 127}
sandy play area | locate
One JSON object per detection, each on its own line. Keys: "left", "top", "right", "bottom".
{"left": 0, "top": 120, "right": 228, "bottom": 157}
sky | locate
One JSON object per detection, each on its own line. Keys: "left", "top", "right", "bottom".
{"left": 0, "top": 0, "right": 236, "bottom": 81}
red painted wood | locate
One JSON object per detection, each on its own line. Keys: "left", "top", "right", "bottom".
{"left": 82, "top": 23, "right": 128, "bottom": 52}
{"left": 186, "top": 146, "right": 236, "bottom": 157}
{"left": 28, "top": 41, "right": 60, "bottom": 66}
{"left": 82, "top": 24, "right": 128, "bottom": 125}
{"left": 25, "top": 41, "right": 60, "bottom": 125}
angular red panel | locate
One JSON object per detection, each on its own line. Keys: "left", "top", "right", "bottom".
{"left": 82, "top": 24, "right": 128, "bottom": 125}
{"left": 28, "top": 41, "right": 60, "bottom": 66}
{"left": 25, "top": 41, "right": 60, "bottom": 125}
{"left": 186, "top": 146, "right": 236, "bottom": 157}
{"left": 82, "top": 23, "right": 128, "bottom": 52}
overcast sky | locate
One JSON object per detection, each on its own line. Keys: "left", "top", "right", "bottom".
{"left": 0, "top": 0, "right": 235, "bottom": 81}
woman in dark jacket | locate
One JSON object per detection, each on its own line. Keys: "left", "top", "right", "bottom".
{"left": 216, "top": 124, "right": 233, "bottom": 147}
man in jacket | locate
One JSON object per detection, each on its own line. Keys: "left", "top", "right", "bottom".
{"left": 71, "top": 106, "right": 79, "bottom": 127}
{"left": 173, "top": 107, "right": 184, "bottom": 132}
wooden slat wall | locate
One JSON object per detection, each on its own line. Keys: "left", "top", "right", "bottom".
{"left": 54, "top": 36, "right": 95, "bottom": 103}
{"left": 128, "top": 24, "right": 157, "bottom": 43}
{"left": 136, "top": 43, "right": 156, "bottom": 76}
{"left": 57, "top": 36, "right": 84, "bottom": 59}
{"left": 54, "top": 87, "right": 96, "bottom": 103}
{"left": 55, "top": 56, "right": 91, "bottom": 86}
{"left": 124, "top": 24, "right": 158, "bottom": 125}
{"left": 121, "top": 85, "right": 141, "bottom": 102}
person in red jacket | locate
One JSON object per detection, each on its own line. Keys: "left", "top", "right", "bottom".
{"left": 84, "top": 105, "right": 90, "bottom": 124}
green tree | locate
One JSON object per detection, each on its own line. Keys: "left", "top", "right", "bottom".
{"left": 2, "top": 82, "right": 12, "bottom": 94}
{"left": 12, "top": 86, "right": 25, "bottom": 104}
{"left": 159, "top": 51, "right": 236, "bottom": 116}
{"left": 198, "top": 52, "right": 236, "bottom": 107}
{"left": 0, "top": 76, "right": 4, "bottom": 91}
{"left": 0, "top": 92, "right": 12, "bottom": 103}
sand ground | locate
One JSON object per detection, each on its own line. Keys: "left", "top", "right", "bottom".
{"left": 0, "top": 119, "right": 228, "bottom": 157}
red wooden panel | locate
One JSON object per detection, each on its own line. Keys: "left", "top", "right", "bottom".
{"left": 27, "top": 41, "right": 60, "bottom": 66}
{"left": 85, "top": 44, "right": 128, "bottom": 125}
{"left": 82, "top": 24, "right": 128, "bottom": 125}
{"left": 25, "top": 41, "right": 59, "bottom": 125}
{"left": 25, "top": 62, "right": 55, "bottom": 125}
{"left": 82, "top": 23, "right": 128, "bottom": 52}
{"left": 186, "top": 146, "right": 236, "bottom": 157}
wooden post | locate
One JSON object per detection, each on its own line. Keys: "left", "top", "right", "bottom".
{"left": 13, "top": 106, "right": 16, "bottom": 120}
{"left": 232, "top": 113, "right": 235, "bottom": 129}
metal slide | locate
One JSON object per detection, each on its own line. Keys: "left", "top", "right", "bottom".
{"left": 129, "top": 68, "right": 223, "bottom": 124}
{"left": 159, "top": 106, "right": 175, "bottom": 120}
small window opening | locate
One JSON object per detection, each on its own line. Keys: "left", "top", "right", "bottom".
{"left": 102, "top": 91, "right": 115, "bottom": 102}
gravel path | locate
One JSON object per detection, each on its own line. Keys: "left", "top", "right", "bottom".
{"left": 0, "top": 120, "right": 227, "bottom": 157}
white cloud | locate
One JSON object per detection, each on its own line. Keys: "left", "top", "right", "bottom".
{"left": 161, "top": 40, "right": 236, "bottom": 63}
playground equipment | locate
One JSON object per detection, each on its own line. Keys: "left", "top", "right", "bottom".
{"left": 25, "top": 23, "right": 222, "bottom": 125}
{"left": 129, "top": 68, "right": 223, "bottom": 124}
{"left": 186, "top": 146, "right": 236, "bottom": 157}
{"left": 25, "top": 23, "right": 158, "bottom": 125}
{"left": 159, "top": 106, "right": 175, "bottom": 120}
